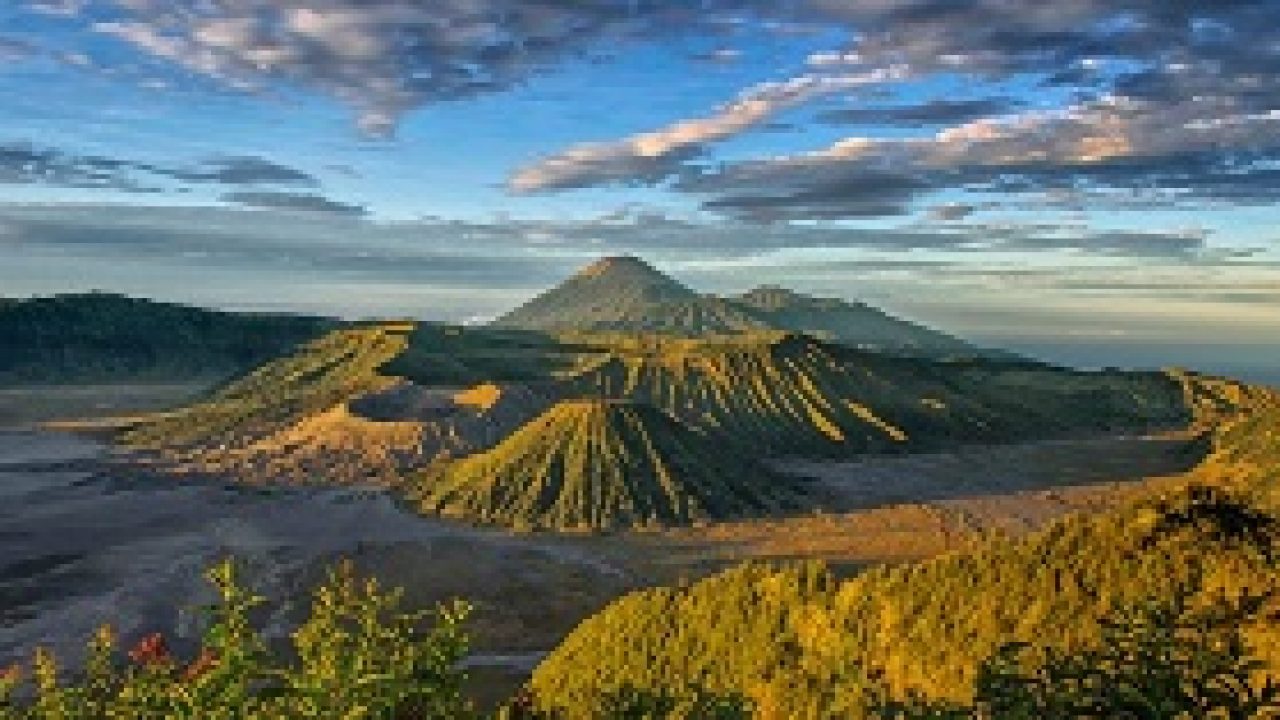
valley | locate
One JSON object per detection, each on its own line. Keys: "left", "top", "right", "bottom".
{"left": 0, "top": 415, "right": 1210, "bottom": 708}
{"left": 0, "top": 256, "right": 1275, "bottom": 714}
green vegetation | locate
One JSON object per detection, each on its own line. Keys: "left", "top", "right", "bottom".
{"left": 121, "top": 317, "right": 1199, "bottom": 528}
{"left": 526, "top": 483, "right": 1280, "bottom": 717}
{"left": 413, "top": 399, "right": 802, "bottom": 531}
{"left": 121, "top": 323, "right": 412, "bottom": 450}
{"left": 0, "top": 559, "right": 472, "bottom": 719}
{"left": 571, "top": 334, "right": 1189, "bottom": 458}
{"left": 876, "top": 593, "right": 1280, "bottom": 719}
{"left": 380, "top": 323, "right": 593, "bottom": 385}
{"left": 0, "top": 293, "right": 332, "bottom": 385}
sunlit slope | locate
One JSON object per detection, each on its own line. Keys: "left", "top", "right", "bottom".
{"left": 1187, "top": 372, "right": 1280, "bottom": 500}
{"left": 573, "top": 334, "right": 1190, "bottom": 457}
{"left": 121, "top": 323, "right": 413, "bottom": 450}
{"left": 529, "top": 486, "right": 1280, "bottom": 716}
{"left": 527, "top": 376, "right": 1280, "bottom": 715}
{"left": 414, "top": 399, "right": 801, "bottom": 531}
{"left": 117, "top": 324, "right": 437, "bottom": 483}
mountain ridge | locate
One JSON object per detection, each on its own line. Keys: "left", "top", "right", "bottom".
{"left": 494, "top": 256, "right": 995, "bottom": 358}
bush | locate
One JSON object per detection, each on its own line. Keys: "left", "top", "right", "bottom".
{"left": 0, "top": 559, "right": 473, "bottom": 719}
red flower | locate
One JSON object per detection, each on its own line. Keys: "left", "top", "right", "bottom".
{"left": 183, "top": 649, "right": 219, "bottom": 681}
{"left": 128, "top": 633, "right": 172, "bottom": 667}
{"left": 0, "top": 664, "right": 19, "bottom": 683}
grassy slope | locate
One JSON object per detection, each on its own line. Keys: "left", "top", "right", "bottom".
{"left": 120, "top": 323, "right": 413, "bottom": 451}
{"left": 574, "top": 334, "right": 1189, "bottom": 457}
{"left": 120, "top": 327, "right": 1200, "bottom": 523}
{"left": 527, "top": 378, "right": 1280, "bottom": 717}
{"left": 0, "top": 292, "right": 332, "bottom": 385}
{"left": 413, "top": 399, "right": 802, "bottom": 531}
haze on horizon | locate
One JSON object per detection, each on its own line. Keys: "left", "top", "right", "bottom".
{"left": 1, "top": 1, "right": 1277, "bottom": 381}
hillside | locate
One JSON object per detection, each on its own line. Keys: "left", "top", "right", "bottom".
{"left": 412, "top": 399, "right": 801, "bottom": 531}
{"left": 119, "top": 323, "right": 1200, "bottom": 523}
{"left": 0, "top": 292, "right": 332, "bottom": 385}
{"left": 731, "top": 285, "right": 984, "bottom": 357}
{"left": 572, "top": 333, "right": 1189, "bottom": 457}
{"left": 526, "top": 383, "right": 1280, "bottom": 716}
{"left": 493, "top": 256, "right": 997, "bottom": 358}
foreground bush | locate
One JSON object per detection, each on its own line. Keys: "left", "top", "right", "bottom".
{"left": 0, "top": 560, "right": 472, "bottom": 719}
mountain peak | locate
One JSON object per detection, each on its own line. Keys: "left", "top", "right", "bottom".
{"left": 575, "top": 255, "right": 654, "bottom": 278}
{"left": 493, "top": 255, "right": 696, "bottom": 331}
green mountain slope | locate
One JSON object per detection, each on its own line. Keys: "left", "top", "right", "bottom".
{"left": 526, "top": 388, "right": 1280, "bottom": 715}
{"left": 530, "top": 494, "right": 1280, "bottom": 717}
{"left": 120, "top": 324, "right": 1199, "bottom": 523}
{"left": 120, "top": 323, "right": 413, "bottom": 451}
{"left": 412, "top": 399, "right": 801, "bottom": 531}
{"left": 573, "top": 333, "right": 1189, "bottom": 457}
{"left": 0, "top": 292, "right": 332, "bottom": 384}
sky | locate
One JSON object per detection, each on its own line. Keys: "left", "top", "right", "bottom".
{"left": 0, "top": 1, "right": 1277, "bottom": 382}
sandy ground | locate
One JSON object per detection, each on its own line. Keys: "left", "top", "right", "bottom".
{"left": 0, "top": 384, "right": 1205, "bottom": 707}
{"left": 0, "top": 383, "right": 213, "bottom": 429}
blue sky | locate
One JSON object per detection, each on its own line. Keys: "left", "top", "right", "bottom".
{"left": 1, "top": 1, "right": 1278, "bottom": 381}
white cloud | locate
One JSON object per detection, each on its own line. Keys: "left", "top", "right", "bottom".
{"left": 509, "top": 64, "right": 910, "bottom": 192}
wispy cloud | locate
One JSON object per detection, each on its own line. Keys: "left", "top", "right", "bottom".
{"left": 0, "top": 141, "right": 362, "bottom": 212}
{"left": 221, "top": 190, "right": 366, "bottom": 216}
{"left": 509, "top": 65, "right": 909, "bottom": 192}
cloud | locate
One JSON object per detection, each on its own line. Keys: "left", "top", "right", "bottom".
{"left": 492, "top": 0, "right": 1280, "bottom": 219}
{"left": 164, "top": 156, "right": 317, "bottom": 185}
{"left": 509, "top": 65, "right": 909, "bottom": 192}
{"left": 0, "top": 142, "right": 345, "bottom": 203}
{"left": 0, "top": 37, "right": 37, "bottom": 61}
{"left": 817, "top": 98, "right": 1022, "bottom": 126}
{"left": 63, "top": 1, "right": 794, "bottom": 138}
{"left": 676, "top": 93, "right": 1280, "bottom": 220}
{"left": 698, "top": 170, "right": 930, "bottom": 222}
{"left": 221, "top": 190, "right": 366, "bottom": 215}
{"left": 0, "top": 142, "right": 161, "bottom": 193}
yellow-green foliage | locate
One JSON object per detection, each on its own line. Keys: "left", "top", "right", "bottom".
{"left": 414, "top": 399, "right": 801, "bottom": 531}
{"left": 0, "top": 560, "right": 472, "bottom": 720}
{"left": 528, "top": 482, "right": 1280, "bottom": 718}
{"left": 573, "top": 334, "right": 1189, "bottom": 457}
{"left": 121, "top": 323, "right": 413, "bottom": 450}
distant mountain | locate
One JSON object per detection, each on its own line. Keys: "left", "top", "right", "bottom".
{"left": 493, "top": 256, "right": 713, "bottom": 331}
{"left": 494, "top": 256, "right": 999, "bottom": 358}
{"left": 730, "top": 285, "right": 984, "bottom": 357}
{"left": 0, "top": 292, "right": 334, "bottom": 385}
{"left": 413, "top": 399, "right": 800, "bottom": 531}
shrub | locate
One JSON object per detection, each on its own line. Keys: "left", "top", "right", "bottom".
{"left": 0, "top": 559, "right": 472, "bottom": 719}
